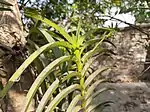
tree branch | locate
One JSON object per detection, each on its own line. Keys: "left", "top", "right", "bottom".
{"left": 104, "top": 15, "right": 150, "bottom": 37}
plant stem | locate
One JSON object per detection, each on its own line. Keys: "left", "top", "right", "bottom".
{"left": 76, "top": 58, "right": 87, "bottom": 111}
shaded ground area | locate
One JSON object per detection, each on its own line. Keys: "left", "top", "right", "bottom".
{"left": 96, "top": 82, "right": 150, "bottom": 112}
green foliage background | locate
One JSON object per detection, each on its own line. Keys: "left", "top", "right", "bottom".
{"left": 0, "top": 0, "right": 149, "bottom": 111}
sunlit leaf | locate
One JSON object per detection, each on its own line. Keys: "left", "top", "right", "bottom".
{"left": 0, "top": 41, "right": 72, "bottom": 98}
{"left": 29, "top": 27, "right": 62, "bottom": 58}
{"left": 85, "top": 88, "right": 113, "bottom": 108}
{"left": 36, "top": 78, "right": 59, "bottom": 112}
{"left": 25, "top": 12, "right": 74, "bottom": 45}
{"left": 23, "top": 56, "right": 71, "bottom": 112}
{"left": 66, "top": 94, "right": 82, "bottom": 112}
{"left": 84, "top": 67, "right": 110, "bottom": 88}
{"left": 111, "top": 0, "right": 121, "bottom": 6}
{"left": 87, "top": 101, "right": 113, "bottom": 112}
{"left": 62, "top": 71, "right": 80, "bottom": 83}
{"left": 85, "top": 79, "right": 107, "bottom": 99}
{"left": 72, "top": 106, "right": 82, "bottom": 112}
{"left": 45, "top": 84, "right": 81, "bottom": 112}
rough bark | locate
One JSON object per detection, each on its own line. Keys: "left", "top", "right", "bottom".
{"left": 0, "top": 0, "right": 34, "bottom": 111}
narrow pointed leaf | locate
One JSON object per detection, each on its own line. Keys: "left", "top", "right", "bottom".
{"left": 0, "top": 41, "right": 71, "bottom": 98}
{"left": 47, "top": 31, "right": 65, "bottom": 41}
{"left": 27, "top": 40, "right": 44, "bottom": 72}
{"left": 62, "top": 71, "right": 79, "bottom": 83}
{"left": 85, "top": 88, "right": 111, "bottom": 108}
{"left": 80, "top": 37, "right": 115, "bottom": 57}
{"left": 81, "top": 34, "right": 106, "bottom": 64}
{"left": 85, "top": 67, "right": 110, "bottom": 88}
{"left": 66, "top": 94, "right": 82, "bottom": 112}
{"left": 82, "top": 38, "right": 100, "bottom": 48}
{"left": 27, "top": 39, "right": 49, "bottom": 67}
{"left": 85, "top": 79, "right": 107, "bottom": 99}
{"left": 77, "top": 36, "right": 85, "bottom": 47}
{"left": 103, "top": 40, "right": 116, "bottom": 48}
{"left": 71, "top": 34, "right": 77, "bottom": 48}
{"left": 72, "top": 106, "right": 82, "bottom": 112}
{"left": 76, "top": 20, "right": 81, "bottom": 38}
{"left": 25, "top": 12, "right": 73, "bottom": 44}
{"left": 23, "top": 56, "right": 71, "bottom": 112}
{"left": 29, "top": 28, "right": 54, "bottom": 43}
{"left": 39, "top": 29, "right": 55, "bottom": 43}
{"left": 111, "top": 0, "right": 121, "bottom": 6}
{"left": 87, "top": 101, "right": 113, "bottom": 112}
{"left": 29, "top": 28, "right": 62, "bottom": 58}
{"left": 38, "top": 29, "right": 62, "bottom": 58}
{"left": 80, "top": 38, "right": 100, "bottom": 56}
{"left": 81, "top": 55, "right": 100, "bottom": 76}
{"left": 45, "top": 84, "right": 81, "bottom": 112}
{"left": 36, "top": 78, "right": 59, "bottom": 112}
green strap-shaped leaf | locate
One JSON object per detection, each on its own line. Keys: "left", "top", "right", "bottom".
{"left": 87, "top": 101, "right": 113, "bottom": 112}
{"left": 85, "top": 79, "right": 107, "bottom": 100}
{"left": 79, "top": 38, "right": 100, "bottom": 56}
{"left": 62, "top": 71, "right": 80, "bottom": 83}
{"left": 81, "top": 55, "right": 100, "bottom": 76}
{"left": 23, "top": 56, "right": 71, "bottom": 112}
{"left": 81, "top": 34, "right": 106, "bottom": 64}
{"left": 84, "top": 67, "right": 110, "bottom": 88}
{"left": 80, "top": 38, "right": 115, "bottom": 57}
{"left": 0, "top": 41, "right": 72, "bottom": 98}
{"left": 76, "top": 20, "right": 85, "bottom": 47}
{"left": 83, "top": 27, "right": 114, "bottom": 38}
{"left": 47, "top": 31, "right": 65, "bottom": 41}
{"left": 82, "top": 48, "right": 105, "bottom": 67}
{"left": 71, "top": 33, "right": 78, "bottom": 48}
{"left": 66, "top": 94, "right": 82, "bottom": 112}
{"left": 29, "top": 28, "right": 62, "bottom": 58}
{"left": 36, "top": 78, "right": 59, "bottom": 112}
{"left": 39, "top": 29, "right": 55, "bottom": 42}
{"left": 25, "top": 12, "right": 74, "bottom": 45}
{"left": 82, "top": 38, "right": 100, "bottom": 48}
{"left": 81, "top": 31, "right": 113, "bottom": 64}
{"left": 72, "top": 106, "right": 82, "bottom": 112}
{"left": 29, "top": 28, "right": 55, "bottom": 43}
{"left": 27, "top": 39, "right": 49, "bottom": 67}
{"left": 76, "top": 19, "right": 81, "bottom": 39}
{"left": 85, "top": 88, "right": 111, "bottom": 108}
{"left": 77, "top": 36, "right": 85, "bottom": 48}
{"left": 45, "top": 84, "right": 81, "bottom": 112}
{"left": 111, "top": 0, "right": 121, "bottom": 6}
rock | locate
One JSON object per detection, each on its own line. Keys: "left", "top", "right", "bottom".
{"left": 95, "top": 82, "right": 150, "bottom": 112}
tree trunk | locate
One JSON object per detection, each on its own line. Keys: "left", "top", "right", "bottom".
{"left": 0, "top": 0, "right": 34, "bottom": 111}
